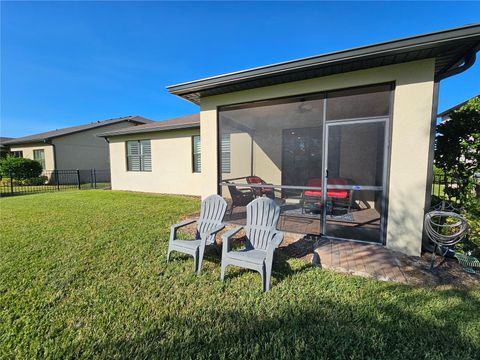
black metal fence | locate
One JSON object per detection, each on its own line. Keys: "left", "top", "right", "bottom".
{"left": 432, "top": 172, "right": 460, "bottom": 204}
{"left": 0, "top": 169, "right": 110, "bottom": 197}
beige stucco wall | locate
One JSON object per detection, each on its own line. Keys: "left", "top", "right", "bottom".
{"left": 108, "top": 128, "right": 202, "bottom": 196}
{"left": 200, "top": 59, "right": 436, "bottom": 256}
{"left": 8, "top": 121, "right": 142, "bottom": 176}
{"left": 9, "top": 143, "right": 55, "bottom": 170}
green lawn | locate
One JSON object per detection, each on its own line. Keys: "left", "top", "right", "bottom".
{"left": 1, "top": 191, "right": 479, "bottom": 359}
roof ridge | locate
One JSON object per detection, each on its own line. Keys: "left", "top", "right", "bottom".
{"left": 3, "top": 115, "right": 153, "bottom": 145}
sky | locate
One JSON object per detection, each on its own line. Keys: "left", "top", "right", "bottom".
{"left": 1, "top": 1, "right": 479, "bottom": 138}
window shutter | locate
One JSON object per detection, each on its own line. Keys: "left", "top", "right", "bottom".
{"left": 127, "top": 141, "right": 141, "bottom": 171}
{"left": 140, "top": 140, "right": 152, "bottom": 171}
{"left": 193, "top": 136, "right": 201, "bottom": 172}
{"left": 221, "top": 134, "right": 231, "bottom": 173}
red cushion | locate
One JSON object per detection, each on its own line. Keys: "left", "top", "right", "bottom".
{"left": 327, "top": 190, "right": 349, "bottom": 199}
{"left": 304, "top": 190, "right": 322, "bottom": 197}
{"left": 305, "top": 177, "right": 349, "bottom": 199}
{"left": 304, "top": 190, "right": 349, "bottom": 198}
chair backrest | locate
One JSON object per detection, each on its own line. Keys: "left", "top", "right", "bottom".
{"left": 245, "top": 197, "right": 280, "bottom": 250}
{"left": 246, "top": 176, "right": 265, "bottom": 197}
{"left": 227, "top": 183, "right": 254, "bottom": 205}
{"left": 306, "top": 178, "right": 349, "bottom": 187}
{"left": 246, "top": 176, "right": 265, "bottom": 184}
{"left": 328, "top": 178, "right": 349, "bottom": 186}
{"left": 227, "top": 183, "right": 241, "bottom": 198}
{"left": 197, "top": 194, "right": 228, "bottom": 244}
{"left": 307, "top": 178, "right": 322, "bottom": 187}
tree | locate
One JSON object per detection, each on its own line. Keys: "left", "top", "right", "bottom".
{"left": 435, "top": 97, "right": 480, "bottom": 203}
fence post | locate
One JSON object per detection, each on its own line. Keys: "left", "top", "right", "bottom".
{"left": 93, "top": 169, "right": 97, "bottom": 189}
{"left": 90, "top": 169, "right": 94, "bottom": 189}
{"left": 55, "top": 170, "right": 60, "bottom": 190}
{"left": 9, "top": 169, "right": 13, "bottom": 195}
{"left": 76, "top": 169, "right": 81, "bottom": 190}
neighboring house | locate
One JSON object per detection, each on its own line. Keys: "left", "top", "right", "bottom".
{"left": 102, "top": 24, "right": 480, "bottom": 257}
{"left": 99, "top": 114, "right": 201, "bottom": 195}
{"left": 437, "top": 94, "right": 479, "bottom": 122}
{"left": 0, "top": 137, "right": 14, "bottom": 158}
{"left": 3, "top": 116, "right": 153, "bottom": 177}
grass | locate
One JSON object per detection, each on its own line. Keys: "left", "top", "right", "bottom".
{"left": 1, "top": 191, "right": 479, "bottom": 359}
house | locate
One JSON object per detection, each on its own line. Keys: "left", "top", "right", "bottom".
{"left": 101, "top": 24, "right": 480, "bottom": 256}
{"left": 0, "top": 137, "right": 14, "bottom": 158}
{"left": 3, "top": 116, "right": 153, "bottom": 180}
{"left": 99, "top": 114, "right": 201, "bottom": 195}
{"left": 437, "top": 94, "right": 479, "bottom": 122}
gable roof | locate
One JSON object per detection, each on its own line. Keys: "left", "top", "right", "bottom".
{"left": 437, "top": 94, "right": 479, "bottom": 118}
{"left": 98, "top": 114, "right": 199, "bottom": 138}
{"left": 167, "top": 24, "right": 480, "bottom": 104}
{"left": 4, "top": 116, "right": 153, "bottom": 145}
{"left": 0, "top": 137, "right": 14, "bottom": 148}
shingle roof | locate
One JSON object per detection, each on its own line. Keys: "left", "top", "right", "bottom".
{"left": 0, "top": 137, "right": 14, "bottom": 148}
{"left": 3, "top": 116, "right": 153, "bottom": 145}
{"left": 98, "top": 114, "right": 200, "bottom": 137}
{"left": 437, "top": 95, "right": 479, "bottom": 118}
{"left": 167, "top": 24, "right": 480, "bottom": 104}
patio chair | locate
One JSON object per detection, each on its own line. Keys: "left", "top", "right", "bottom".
{"left": 221, "top": 197, "right": 284, "bottom": 292}
{"left": 301, "top": 178, "right": 353, "bottom": 214}
{"left": 246, "top": 176, "right": 275, "bottom": 199}
{"left": 167, "top": 194, "right": 227, "bottom": 274}
{"left": 226, "top": 182, "right": 255, "bottom": 217}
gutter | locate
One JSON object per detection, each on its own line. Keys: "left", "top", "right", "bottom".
{"left": 435, "top": 46, "right": 478, "bottom": 81}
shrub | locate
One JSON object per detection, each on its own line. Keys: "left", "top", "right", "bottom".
{"left": 0, "top": 176, "right": 48, "bottom": 186}
{"left": 0, "top": 156, "right": 43, "bottom": 179}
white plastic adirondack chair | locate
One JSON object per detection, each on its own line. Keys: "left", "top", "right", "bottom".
{"left": 167, "top": 194, "right": 227, "bottom": 273}
{"left": 221, "top": 197, "right": 284, "bottom": 292}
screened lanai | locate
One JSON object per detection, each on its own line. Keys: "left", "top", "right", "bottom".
{"left": 218, "top": 83, "right": 392, "bottom": 244}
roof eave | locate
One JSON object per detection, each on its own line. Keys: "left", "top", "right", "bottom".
{"left": 4, "top": 138, "right": 52, "bottom": 146}
{"left": 4, "top": 118, "right": 150, "bottom": 146}
{"left": 98, "top": 123, "right": 200, "bottom": 138}
{"left": 167, "top": 24, "right": 480, "bottom": 103}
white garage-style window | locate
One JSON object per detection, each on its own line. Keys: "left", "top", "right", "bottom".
{"left": 126, "top": 140, "right": 152, "bottom": 172}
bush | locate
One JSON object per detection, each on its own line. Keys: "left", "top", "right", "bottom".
{"left": 0, "top": 156, "right": 43, "bottom": 179}
{"left": 0, "top": 176, "right": 48, "bottom": 186}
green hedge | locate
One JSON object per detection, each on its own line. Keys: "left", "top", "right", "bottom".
{"left": 0, "top": 156, "right": 43, "bottom": 179}
{"left": 0, "top": 176, "right": 48, "bottom": 186}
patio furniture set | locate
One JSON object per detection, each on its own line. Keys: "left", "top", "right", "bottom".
{"left": 225, "top": 176, "right": 355, "bottom": 218}
{"left": 167, "top": 194, "right": 284, "bottom": 292}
